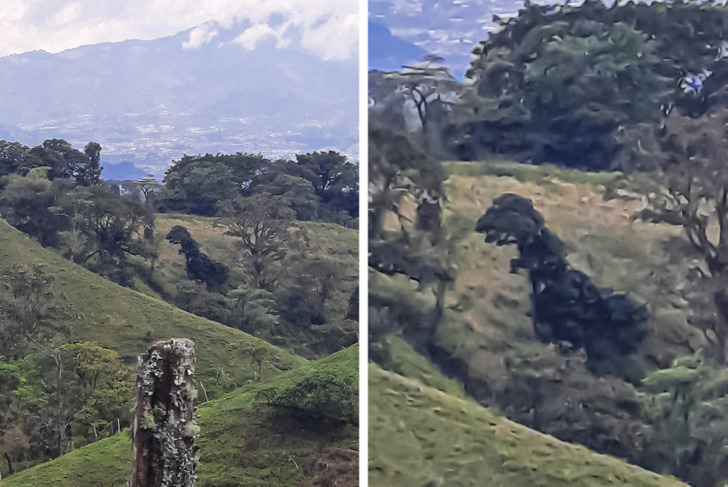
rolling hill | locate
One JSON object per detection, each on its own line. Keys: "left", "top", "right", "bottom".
{"left": 0, "top": 216, "right": 305, "bottom": 399}
{"left": 0, "top": 215, "right": 358, "bottom": 484}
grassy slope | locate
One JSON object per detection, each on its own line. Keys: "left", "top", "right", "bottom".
{"left": 0, "top": 345, "right": 358, "bottom": 487}
{"left": 152, "top": 215, "right": 359, "bottom": 356}
{"left": 382, "top": 334, "right": 466, "bottom": 399}
{"left": 369, "top": 362, "right": 686, "bottom": 487}
{"left": 370, "top": 160, "right": 701, "bottom": 485}
{"left": 153, "top": 215, "right": 358, "bottom": 319}
{"left": 151, "top": 214, "right": 247, "bottom": 298}
{"left": 434, "top": 161, "right": 705, "bottom": 394}
{"left": 0, "top": 217, "right": 306, "bottom": 398}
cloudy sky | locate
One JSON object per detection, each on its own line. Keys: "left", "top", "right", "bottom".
{"left": 0, "top": 0, "right": 358, "bottom": 60}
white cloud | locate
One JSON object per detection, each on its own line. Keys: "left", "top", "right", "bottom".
{"left": 234, "top": 23, "right": 278, "bottom": 51}
{"left": 182, "top": 22, "right": 219, "bottom": 50}
{"left": 0, "top": 0, "right": 358, "bottom": 60}
{"left": 53, "top": 1, "right": 80, "bottom": 25}
{"left": 300, "top": 12, "right": 359, "bottom": 61}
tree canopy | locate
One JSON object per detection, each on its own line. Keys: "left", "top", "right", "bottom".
{"left": 157, "top": 151, "right": 358, "bottom": 226}
{"left": 369, "top": 0, "right": 728, "bottom": 173}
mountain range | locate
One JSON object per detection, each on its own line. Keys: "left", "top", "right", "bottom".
{"left": 0, "top": 20, "right": 358, "bottom": 180}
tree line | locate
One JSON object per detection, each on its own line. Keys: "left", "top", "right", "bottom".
{"left": 154, "top": 151, "right": 358, "bottom": 226}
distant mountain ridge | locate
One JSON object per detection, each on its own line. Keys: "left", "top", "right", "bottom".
{"left": 0, "top": 20, "right": 358, "bottom": 180}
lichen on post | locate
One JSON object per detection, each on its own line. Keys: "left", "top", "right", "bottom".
{"left": 131, "top": 338, "right": 197, "bottom": 487}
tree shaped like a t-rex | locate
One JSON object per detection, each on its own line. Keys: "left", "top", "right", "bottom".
{"left": 476, "top": 194, "right": 648, "bottom": 378}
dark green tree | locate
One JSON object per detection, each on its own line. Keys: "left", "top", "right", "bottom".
{"left": 368, "top": 114, "right": 450, "bottom": 364}
{"left": 640, "top": 107, "right": 728, "bottom": 364}
{"left": 275, "top": 258, "right": 335, "bottom": 328}
{"left": 0, "top": 361, "right": 25, "bottom": 477}
{"left": 294, "top": 151, "right": 359, "bottom": 222}
{"left": 459, "top": 12, "right": 669, "bottom": 170}
{"left": 0, "top": 139, "right": 97, "bottom": 185}
{"left": 0, "top": 168, "right": 70, "bottom": 247}
{"left": 27, "top": 139, "right": 90, "bottom": 182}
{"left": 165, "top": 225, "right": 229, "bottom": 290}
{"left": 226, "top": 284, "right": 279, "bottom": 337}
{"left": 75, "top": 142, "right": 102, "bottom": 187}
{"left": 640, "top": 351, "right": 728, "bottom": 487}
{"left": 59, "top": 185, "right": 155, "bottom": 285}
{"left": 346, "top": 287, "right": 359, "bottom": 322}
{"left": 16, "top": 343, "right": 132, "bottom": 460}
{"left": 269, "top": 372, "right": 357, "bottom": 424}
{"left": 159, "top": 160, "right": 235, "bottom": 216}
{"left": 252, "top": 173, "right": 320, "bottom": 221}
{"left": 0, "top": 141, "right": 39, "bottom": 178}
{"left": 490, "top": 348, "right": 648, "bottom": 464}
{"left": 157, "top": 153, "right": 267, "bottom": 216}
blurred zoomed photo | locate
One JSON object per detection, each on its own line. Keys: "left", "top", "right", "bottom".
{"left": 369, "top": 1, "right": 728, "bottom": 486}
{"left": 0, "top": 1, "right": 359, "bottom": 486}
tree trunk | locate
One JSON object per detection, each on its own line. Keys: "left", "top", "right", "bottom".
{"left": 53, "top": 349, "right": 64, "bottom": 458}
{"left": 713, "top": 290, "right": 728, "bottom": 364}
{"left": 2, "top": 451, "right": 14, "bottom": 476}
{"left": 131, "top": 339, "right": 197, "bottom": 487}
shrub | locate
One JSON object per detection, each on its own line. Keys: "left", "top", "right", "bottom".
{"left": 269, "top": 373, "right": 357, "bottom": 424}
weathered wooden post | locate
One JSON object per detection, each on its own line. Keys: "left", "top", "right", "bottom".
{"left": 131, "top": 338, "right": 197, "bottom": 487}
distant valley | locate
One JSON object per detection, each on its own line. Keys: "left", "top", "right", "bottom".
{"left": 0, "top": 20, "right": 358, "bottom": 180}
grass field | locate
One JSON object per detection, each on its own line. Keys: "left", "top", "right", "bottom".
{"left": 369, "top": 363, "right": 686, "bottom": 487}
{"left": 436, "top": 161, "right": 704, "bottom": 394}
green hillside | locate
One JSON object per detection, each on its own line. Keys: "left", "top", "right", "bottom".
{"left": 151, "top": 214, "right": 359, "bottom": 358}
{"left": 374, "top": 161, "right": 704, "bottom": 399}
{"left": 152, "top": 215, "right": 358, "bottom": 316}
{"left": 369, "top": 362, "right": 686, "bottom": 487}
{"left": 0, "top": 345, "right": 358, "bottom": 487}
{"left": 0, "top": 217, "right": 306, "bottom": 398}
{"left": 370, "top": 160, "right": 714, "bottom": 485}
{"left": 433, "top": 162, "right": 703, "bottom": 395}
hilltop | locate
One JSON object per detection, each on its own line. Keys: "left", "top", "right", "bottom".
{"left": 0, "top": 143, "right": 359, "bottom": 481}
